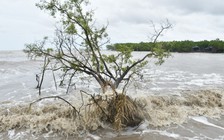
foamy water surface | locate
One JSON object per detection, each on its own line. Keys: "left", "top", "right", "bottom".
{"left": 0, "top": 51, "right": 224, "bottom": 140}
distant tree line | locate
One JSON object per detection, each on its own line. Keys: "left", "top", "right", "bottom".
{"left": 107, "top": 39, "right": 224, "bottom": 53}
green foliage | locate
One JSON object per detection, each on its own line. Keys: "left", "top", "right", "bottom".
{"left": 103, "top": 54, "right": 116, "bottom": 63}
{"left": 23, "top": 0, "right": 173, "bottom": 132}
{"left": 152, "top": 45, "right": 170, "bottom": 65}
{"left": 108, "top": 40, "right": 224, "bottom": 53}
{"left": 23, "top": 37, "right": 49, "bottom": 59}
{"left": 24, "top": 0, "right": 171, "bottom": 95}
{"left": 66, "top": 23, "right": 77, "bottom": 34}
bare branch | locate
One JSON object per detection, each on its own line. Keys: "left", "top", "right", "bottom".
{"left": 149, "top": 19, "right": 172, "bottom": 43}
{"left": 29, "top": 96, "right": 79, "bottom": 116}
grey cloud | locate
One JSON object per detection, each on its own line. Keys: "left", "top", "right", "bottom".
{"left": 151, "top": 0, "right": 224, "bottom": 16}
{"left": 0, "top": 0, "right": 55, "bottom": 50}
{"left": 1, "top": 0, "right": 224, "bottom": 50}
{"left": 92, "top": 0, "right": 168, "bottom": 27}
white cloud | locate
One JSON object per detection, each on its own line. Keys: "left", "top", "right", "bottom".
{"left": 0, "top": 0, "right": 224, "bottom": 50}
{"left": 90, "top": 0, "right": 224, "bottom": 43}
{"left": 0, "top": 0, "right": 55, "bottom": 50}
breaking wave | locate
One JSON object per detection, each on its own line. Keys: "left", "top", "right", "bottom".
{"left": 0, "top": 89, "right": 224, "bottom": 138}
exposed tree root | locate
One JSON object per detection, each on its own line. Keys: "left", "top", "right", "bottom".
{"left": 107, "top": 94, "right": 144, "bottom": 130}
{"left": 85, "top": 93, "right": 145, "bottom": 130}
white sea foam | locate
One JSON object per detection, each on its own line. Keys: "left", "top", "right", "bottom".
{"left": 159, "top": 131, "right": 180, "bottom": 138}
{"left": 1, "top": 51, "right": 224, "bottom": 139}
{"left": 191, "top": 116, "right": 224, "bottom": 130}
{"left": 0, "top": 89, "right": 223, "bottom": 140}
{"left": 7, "top": 130, "right": 15, "bottom": 139}
{"left": 86, "top": 133, "right": 101, "bottom": 140}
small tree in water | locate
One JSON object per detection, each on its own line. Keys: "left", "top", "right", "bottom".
{"left": 24, "top": 0, "right": 171, "bottom": 129}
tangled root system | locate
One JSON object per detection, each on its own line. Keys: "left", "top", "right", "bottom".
{"left": 91, "top": 94, "right": 145, "bottom": 130}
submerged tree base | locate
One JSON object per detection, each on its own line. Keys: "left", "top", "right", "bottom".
{"left": 1, "top": 90, "right": 224, "bottom": 137}
{"left": 90, "top": 94, "right": 145, "bottom": 130}
{"left": 25, "top": 92, "right": 146, "bottom": 132}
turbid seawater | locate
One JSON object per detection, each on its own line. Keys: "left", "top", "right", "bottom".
{"left": 0, "top": 51, "right": 224, "bottom": 140}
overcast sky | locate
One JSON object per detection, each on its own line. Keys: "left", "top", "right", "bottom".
{"left": 0, "top": 0, "right": 224, "bottom": 50}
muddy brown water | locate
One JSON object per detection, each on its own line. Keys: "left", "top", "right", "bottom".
{"left": 0, "top": 51, "right": 224, "bottom": 139}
